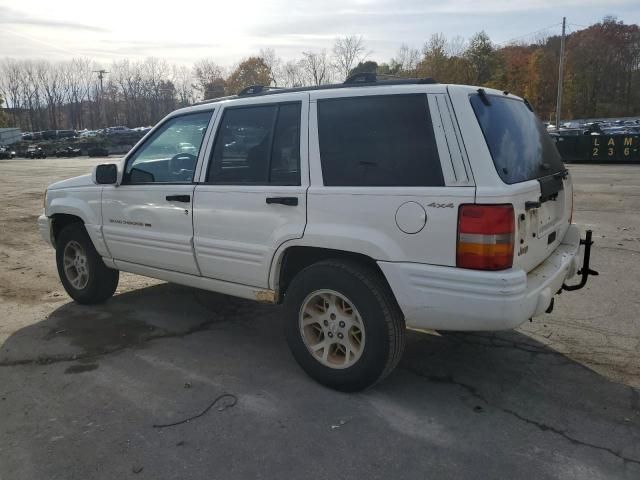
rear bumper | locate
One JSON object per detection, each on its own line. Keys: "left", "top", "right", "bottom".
{"left": 37, "top": 214, "right": 54, "bottom": 248}
{"left": 379, "top": 224, "right": 584, "bottom": 331}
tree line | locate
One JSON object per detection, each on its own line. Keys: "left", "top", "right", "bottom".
{"left": 0, "top": 16, "right": 638, "bottom": 132}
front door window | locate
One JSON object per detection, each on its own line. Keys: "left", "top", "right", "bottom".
{"left": 124, "top": 111, "right": 213, "bottom": 184}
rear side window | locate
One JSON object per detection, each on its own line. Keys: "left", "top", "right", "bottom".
{"left": 470, "top": 94, "right": 564, "bottom": 184}
{"left": 317, "top": 94, "right": 444, "bottom": 187}
{"left": 207, "top": 102, "right": 301, "bottom": 185}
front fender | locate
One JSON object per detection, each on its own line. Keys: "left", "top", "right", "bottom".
{"left": 46, "top": 188, "right": 108, "bottom": 256}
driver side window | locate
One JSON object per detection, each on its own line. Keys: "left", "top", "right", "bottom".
{"left": 124, "top": 111, "right": 213, "bottom": 184}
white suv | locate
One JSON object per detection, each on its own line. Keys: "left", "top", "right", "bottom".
{"left": 38, "top": 75, "right": 596, "bottom": 391}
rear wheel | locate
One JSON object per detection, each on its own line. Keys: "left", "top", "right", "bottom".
{"left": 284, "top": 260, "right": 405, "bottom": 391}
{"left": 56, "top": 223, "right": 119, "bottom": 304}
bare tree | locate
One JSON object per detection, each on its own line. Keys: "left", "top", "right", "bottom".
{"left": 446, "top": 36, "right": 467, "bottom": 57}
{"left": 391, "top": 44, "right": 420, "bottom": 74}
{"left": 172, "top": 64, "right": 195, "bottom": 107}
{"left": 279, "top": 59, "right": 305, "bottom": 88}
{"left": 192, "top": 58, "right": 226, "bottom": 100}
{"left": 0, "top": 59, "right": 23, "bottom": 127}
{"left": 332, "top": 35, "right": 369, "bottom": 80}
{"left": 259, "top": 48, "right": 282, "bottom": 86}
{"left": 301, "top": 50, "right": 333, "bottom": 86}
{"left": 64, "top": 58, "right": 93, "bottom": 129}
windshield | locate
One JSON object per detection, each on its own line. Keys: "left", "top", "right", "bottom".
{"left": 470, "top": 94, "right": 564, "bottom": 184}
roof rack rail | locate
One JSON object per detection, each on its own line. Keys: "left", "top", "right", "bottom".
{"left": 344, "top": 72, "right": 377, "bottom": 84}
{"left": 238, "top": 85, "right": 284, "bottom": 96}
{"left": 192, "top": 75, "right": 439, "bottom": 106}
{"left": 344, "top": 72, "right": 436, "bottom": 85}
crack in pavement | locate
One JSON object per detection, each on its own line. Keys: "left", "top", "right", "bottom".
{"left": 403, "top": 366, "right": 640, "bottom": 468}
{"left": 0, "top": 316, "right": 229, "bottom": 368}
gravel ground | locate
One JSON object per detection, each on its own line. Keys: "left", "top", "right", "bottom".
{"left": 0, "top": 157, "right": 638, "bottom": 479}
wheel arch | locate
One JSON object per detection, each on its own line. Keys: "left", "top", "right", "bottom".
{"left": 272, "top": 245, "right": 395, "bottom": 304}
{"left": 50, "top": 213, "right": 85, "bottom": 246}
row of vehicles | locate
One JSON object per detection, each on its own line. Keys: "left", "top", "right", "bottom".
{"left": 21, "top": 126, "right": 152, "bottom": 141}
{"left": 547, "top": 119, "right": 640, "bottom": 136}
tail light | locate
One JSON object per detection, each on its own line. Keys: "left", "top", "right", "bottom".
{"left": 457, "top": 204, "right": 515, "bottom": 270}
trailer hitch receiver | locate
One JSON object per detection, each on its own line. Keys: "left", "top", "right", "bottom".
{"left": 562, "top": 229, "right": 598, "bottom": 291}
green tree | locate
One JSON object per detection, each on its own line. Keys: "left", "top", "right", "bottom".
{"left": 465, "top": 31, "right": 498, "bottom": 85}
{"left": 348, "top": 61, "right": 378, "bottom": 78}
{"left": 418, "top": 33, "right": 449, "bottom": 80}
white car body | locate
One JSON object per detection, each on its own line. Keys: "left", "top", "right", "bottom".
{"left": 39, "top": 83, "right": 584, "bottom": 331}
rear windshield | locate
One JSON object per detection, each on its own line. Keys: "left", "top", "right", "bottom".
{"left": 470, "top": 94, "right": 564, "bottom": 184}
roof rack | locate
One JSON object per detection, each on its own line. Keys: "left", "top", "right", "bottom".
{"left": 194, "top": 73, "right": 438, "bottom": 104}
{"left": 237, "top": 85, "right": 285, "bottom": 96}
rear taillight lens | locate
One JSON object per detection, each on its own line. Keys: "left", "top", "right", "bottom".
{"left": 457, "top": 204, "right": 515, "bottom": 270}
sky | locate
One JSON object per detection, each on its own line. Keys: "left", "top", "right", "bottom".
{"left": 0, "top": 0, "right": 638, "bottom": 67}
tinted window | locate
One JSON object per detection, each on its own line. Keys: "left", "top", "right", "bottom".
{"left": 470, "top": 94, "right": 564, "bottom": 184}
{"left": 124, "top": 112, "right": 212, "bottom": 184}
{"left": 207, "top": 103, "right": 301, "bottom": 185}
{"left": 270, "top": 103, "right": 301, "bottom": 185}
{"left": 317, "top": 94, "right": 443, "bottom": 187}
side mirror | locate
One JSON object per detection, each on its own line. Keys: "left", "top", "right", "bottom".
{"left": 94, "top": 164, "right": 118, "bottom": 184}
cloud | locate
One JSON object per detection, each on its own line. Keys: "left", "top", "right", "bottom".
{"left": 0, "top": 6, "right": 108, "bottom": 32}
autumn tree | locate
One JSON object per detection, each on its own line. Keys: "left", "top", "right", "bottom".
{"left": 418, "top": 34, "right": 449, "bottom": 80}
{"left": 225, "top": 57, "right": 271, "bottom": 94}
{"left": 564, "top": 17, "right": 640, "bottom": 118}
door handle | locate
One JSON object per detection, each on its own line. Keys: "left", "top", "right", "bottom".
{"left": 266, "top": 196, "right": 298, "bottom": 206}
{"left": 166, "top": 194, "right": 191, "bottom": 203}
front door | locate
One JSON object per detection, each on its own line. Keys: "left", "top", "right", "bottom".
{"left": 193, "top": 94, "right": 309, "bottom": 287}
{"left": 102, "top": 110, "right": 214, "bottom": 275}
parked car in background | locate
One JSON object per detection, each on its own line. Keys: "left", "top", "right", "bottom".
{"left": 42, "top": 130, "right": 58, "bottom": 140}
{"left": 78, "top": 130, "right": 98, "bottom": 138}
{"left": 105, "top": 126, "right": 134, "bottom": 136}
{"left": 54, "top": 146, "right": 82, "bottom": 158}
{"left": 88, "top": 147, "right": 109, "bottom": 157}
{"left": 57, "top": 130, "right": 77, "bottom": 139}
{"left": 0, "top": 146, "right": 16, "bottom": 159}
{"left": 27, "top": 146, "right": 47, "bottom": 159}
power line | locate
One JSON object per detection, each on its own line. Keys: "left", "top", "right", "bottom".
{"left": 496, "top": 22, "right": 562, "bottom": 46}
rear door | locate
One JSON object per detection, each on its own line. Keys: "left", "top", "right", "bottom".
{"left": 306, "top": 86, "right": 476, "bottom": 267}
{"left": 463, "top": 89, "right": 571, "bottom": 272}
{"left": 193, "top": 93, "right": 309, "bottom": 287}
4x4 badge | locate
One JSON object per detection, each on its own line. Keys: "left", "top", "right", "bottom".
{"left": 426, "top": 202, "right": 454, "bottom": 208}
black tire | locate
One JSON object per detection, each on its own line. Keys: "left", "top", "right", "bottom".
{"left": 284, "top": 260, "right": 405, "bottom": 392}
{"left": 55, "top": 223, "right": 119, "bottom": 304}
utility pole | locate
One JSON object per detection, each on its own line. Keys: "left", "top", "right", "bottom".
{"left": 555, "top": 17, "right": 566, "bottom": 131}
{"left": 93, "top": 69, "right": 108, "bottom": 129}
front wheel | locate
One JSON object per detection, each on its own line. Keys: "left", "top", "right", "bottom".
{"left": 56, "top": 223, "right": 119, "bottom": 304}
{"left": 284, "top": 260, "right": 405, "bottom": 392}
